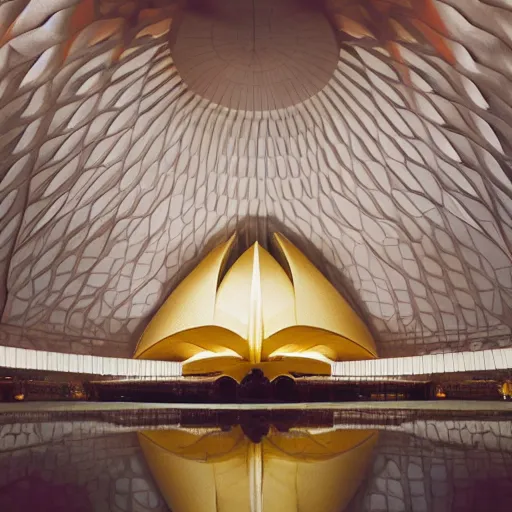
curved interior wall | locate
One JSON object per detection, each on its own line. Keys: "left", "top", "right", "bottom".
{"left": 0, "top": 0, "right": 510, "bottom": 358}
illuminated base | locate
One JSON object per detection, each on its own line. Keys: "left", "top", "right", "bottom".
{"left": 182, "top": 358, "right": 332, "bottom": 382}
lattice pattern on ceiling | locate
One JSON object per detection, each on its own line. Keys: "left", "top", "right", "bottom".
{"left": 0, "top": 0, "right": 511, "bottom": 356}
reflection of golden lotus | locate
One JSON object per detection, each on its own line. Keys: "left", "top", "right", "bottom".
{"left": 134, "top": 233, "right": 377, "bottom": 380}
{"left": 138, "top": 427, "right": 378, "bottom": 512}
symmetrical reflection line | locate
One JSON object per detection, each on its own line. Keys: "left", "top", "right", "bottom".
{"left": 249, "top": 442, "right": 263, "bottom": 512}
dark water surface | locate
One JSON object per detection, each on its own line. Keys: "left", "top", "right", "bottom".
{"left": 0, "top": 408, "right": 511, "bottom": 512}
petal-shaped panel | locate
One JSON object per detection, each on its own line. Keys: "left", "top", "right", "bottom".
{"left": 214, "top": 243, "right": 296, "bottom": 342}
{"left": 136, "top": 326, "right": 246, "bottom": 361}
{"left": 263, "top": 325, "right": 375, "bottom": 361}
{"left": 134, "top": 235, "right": 236, "bottom": 359}
{"left": 273, "top": 233, "right": 378, "bottom": 358}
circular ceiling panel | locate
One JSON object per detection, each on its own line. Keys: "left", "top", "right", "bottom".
{"left": 171, "top": 0, "right": 339, "bottom": 111}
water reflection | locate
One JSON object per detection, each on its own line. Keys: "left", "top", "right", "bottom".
{"left": 138, "top": 417, "right": 378, "bottom": 512}
{"left": 1, "top": 409, "right": 512, "bottom": 511}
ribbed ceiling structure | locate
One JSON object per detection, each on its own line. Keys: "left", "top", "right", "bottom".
{"left": 0, "top": 0, "right": 511, "bottom": 358}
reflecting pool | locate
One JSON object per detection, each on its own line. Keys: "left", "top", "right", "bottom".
{"left": 0, "top": 408, "right": 511, "bottom": 511}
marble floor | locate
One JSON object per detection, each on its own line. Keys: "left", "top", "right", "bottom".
{"left": 0, "top": 400, "right": 511, "bottom": 413}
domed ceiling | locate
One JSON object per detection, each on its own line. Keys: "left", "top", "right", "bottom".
{"left": 0, "top": 0, "right": 511, "bottom": 358}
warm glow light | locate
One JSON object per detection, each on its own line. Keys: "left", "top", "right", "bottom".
{"left": 435, "top": 385, "right": 446, "bottom": 399}
{"left": 499, "top": 381, "right": 511, "bottom": 400}
{"left": 134, "top": 233, "right": 377, "bottom": 380}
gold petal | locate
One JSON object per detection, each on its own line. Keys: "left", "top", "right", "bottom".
{"left": 133, "top": 234, "right": 236, "bottom": 359}
{"left": 272, "top": 233, "right": 378, "bottom": 358}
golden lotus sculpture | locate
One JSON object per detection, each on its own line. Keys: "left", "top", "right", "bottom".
{"left": 138, "top": 425, "right": 378, "bottom": 512}
{"left": 134, "top": 233, "right": 377, "bottom": 380}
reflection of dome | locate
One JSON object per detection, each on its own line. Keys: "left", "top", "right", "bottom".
{"left": 138, "top": 427, "right": 378, "bottom": 512}
{"left": 171, "top": 0, "right": 338, "bottom": 110}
